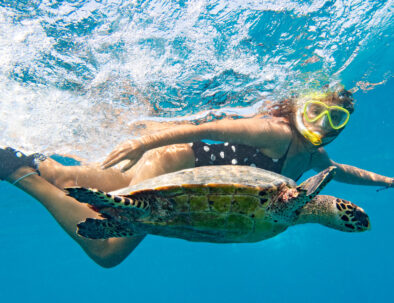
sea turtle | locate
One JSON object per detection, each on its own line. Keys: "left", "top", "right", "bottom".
{"left": 66, "top": 165, "right": 370, "bottom": 242}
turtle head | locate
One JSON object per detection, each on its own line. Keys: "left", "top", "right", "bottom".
{"left": 269, "top": 167, "right": 337, "bottom": 224}
{"left": 295, "top": 195, "right": 370, "bottom": 232}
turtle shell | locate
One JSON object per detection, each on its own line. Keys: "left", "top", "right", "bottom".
{"left": 112, "top": 165, "right": 296, "bottom": 195}
{"left": 107, "top": 166, "right": 296, "bottom": 242}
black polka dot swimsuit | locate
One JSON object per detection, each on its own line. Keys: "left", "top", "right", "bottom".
{"left": 191, "top": 141, "right": 291, "bottom": 174}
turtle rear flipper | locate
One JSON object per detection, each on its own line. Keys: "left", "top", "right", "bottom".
{"left": 77, "top": 218, "right": 135, "bottom": 239}
{"left": 65, "top": 187, "right": 150, "bottom": 217}
{"left": 298, "top": 166, "right": 336, "bottom": 198}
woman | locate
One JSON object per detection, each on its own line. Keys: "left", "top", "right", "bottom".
{"left": 0, "top": 88, "right": 392, "bottom": 268}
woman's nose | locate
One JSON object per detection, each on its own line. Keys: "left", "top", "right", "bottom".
{"left": 320, "top": 114, "right": 330, "bottom": 128}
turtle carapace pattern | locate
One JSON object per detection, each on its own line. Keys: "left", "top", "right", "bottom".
{"left": 66, "top": 166, "right": 370, "bottom": 242}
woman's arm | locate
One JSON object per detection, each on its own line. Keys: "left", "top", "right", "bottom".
{"left": 142, "top": 117, "right": 290, "bottom": 149}
{"left": 102, "top": 117, "right": 292, "bottom": 170}
{"left": 311, "top": 148, "right": 393, "bottom": 187}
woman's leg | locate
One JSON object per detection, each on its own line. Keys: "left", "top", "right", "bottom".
{"left": 5, "top": 144, "right": 195, "bottom": 267}
{"left": 127, "top": 143, "right": 195, "bottom": 185}
{"left": 7, "top": 165, "right": 145, "bottom": 268}
{"left": 38, "top": 157, "right": 132, "bottom": 192}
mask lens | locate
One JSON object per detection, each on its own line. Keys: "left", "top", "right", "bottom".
{"left": 329, "top": 108, "right": 349, "bottom": 128}
{"left": 304, "top": 102, "right": 326, "bottom": 122}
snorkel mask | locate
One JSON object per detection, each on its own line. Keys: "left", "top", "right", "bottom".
{"left": 295, "top": 92, "right": 350, "bottom": 146}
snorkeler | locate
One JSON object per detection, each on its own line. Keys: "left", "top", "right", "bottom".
{"left": 0, "top": 88, "right": 392, "bottom": 268}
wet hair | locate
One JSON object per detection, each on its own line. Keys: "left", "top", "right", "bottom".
{"left": 264, "top": 88, "right": 355, "bottom": 121}
{"left": 265, "top": 97, "right": 296, "bottom": 120}
{"left": 335, "top": 89, "right": 355, "bottom": 114}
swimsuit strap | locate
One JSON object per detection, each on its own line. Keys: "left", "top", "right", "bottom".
{"left": 284, "top": 126, "right": 314, "bottom": 181}
{"left": 278, "top": 137, "right": 292, "bottom": 164}
{"left": 293, "top": 151, "right": 313, "bottom": 181}
{"left": 277, "top": 128, "right": 294, "bottom": 174}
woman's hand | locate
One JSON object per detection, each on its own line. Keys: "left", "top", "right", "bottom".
{"left": 387, "top": 178, "right": 394, "bottom": 189}
{"left": 376, "top": 177, "right": 394, "bottom": 192}
{"left": 101, "top": 139, "right": 146, "bottom": 172}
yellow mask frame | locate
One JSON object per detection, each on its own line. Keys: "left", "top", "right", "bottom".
{"left": 303, "top": 100, "right": 350, "bottom": 130}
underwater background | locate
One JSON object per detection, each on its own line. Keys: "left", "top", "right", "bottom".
{"left": 0, "top": 1, "right": 393, "bottom": 302}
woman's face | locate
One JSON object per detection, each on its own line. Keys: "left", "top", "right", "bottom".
{"left": 299, "top": 100, "right": 350, "bottom": 146}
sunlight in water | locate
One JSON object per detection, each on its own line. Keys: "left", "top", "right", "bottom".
{"left": 0, "top": 0, "right": 392, "bottom": 158}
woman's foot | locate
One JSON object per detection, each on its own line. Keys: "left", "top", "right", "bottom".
{"left": 0, "top": 147, "right": 46, "bottom": 181}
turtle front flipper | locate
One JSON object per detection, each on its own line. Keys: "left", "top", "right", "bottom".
{"left": 269, "top": 166, "right": 337, "bottom": 223}
{"left": 77, "top": 218, "right": 136, "bottom": 239}
{"left": 294, "top": 195, "right": 370, "bottom": 232}
{"left": 65, "top": 187, "right": 150, "bottom": 217}
{"left": 298, "top": 166, "right": 336, "bottom": 198}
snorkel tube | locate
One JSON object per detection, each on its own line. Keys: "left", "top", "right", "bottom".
{"left": 294, "top": 92, "right": 327, "bottom": 146}
{"left": 295, "top": 107, "right": 322, "bottom": 145}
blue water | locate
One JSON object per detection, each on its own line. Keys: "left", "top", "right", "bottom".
{"left": 0, "top": 1, "right": 393, "bottom": 302}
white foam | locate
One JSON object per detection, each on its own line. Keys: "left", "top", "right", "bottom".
{"left": 0, "top": 1, "right": 392, "bottom": 160}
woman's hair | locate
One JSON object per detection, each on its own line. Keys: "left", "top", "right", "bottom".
{"left": 265, "top": 88, "right": 355, "bottom": 121}
{"left": 188, "top": 88, "right": 354, "bottom": 126}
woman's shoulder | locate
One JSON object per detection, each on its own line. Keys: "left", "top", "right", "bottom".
{"left": 256, "top": 116, "right": 292, "bottom": 136}
{"left": 255, "top": 114, "right": 289, "bottom": 124}
{"left": 244, "top": 116, "right": 292, "bottom": 152}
